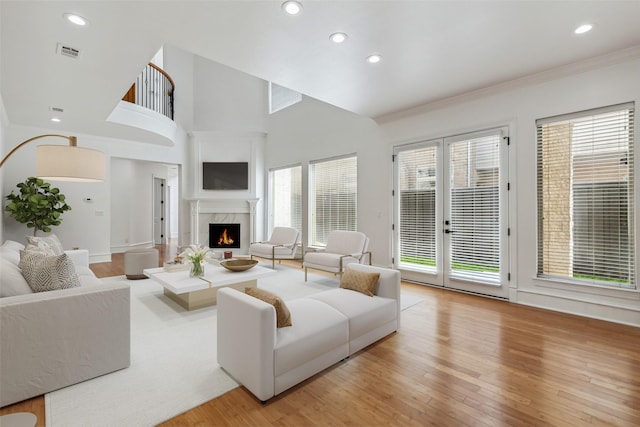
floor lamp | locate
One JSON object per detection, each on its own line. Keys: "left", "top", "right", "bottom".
{"left": 0, "top": 134, "right": 105, "bottom": 182}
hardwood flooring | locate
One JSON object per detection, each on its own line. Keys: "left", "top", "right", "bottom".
{"left": 2, "top": 242, "right": 639, "bottom": 426}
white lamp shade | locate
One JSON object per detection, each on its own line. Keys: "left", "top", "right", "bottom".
{"left": 36, "top": 145, "right": 105, "bottom": 182}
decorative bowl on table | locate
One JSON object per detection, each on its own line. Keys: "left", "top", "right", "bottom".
{"left": 219, "top": 259, "right": 258, "bottom": 272}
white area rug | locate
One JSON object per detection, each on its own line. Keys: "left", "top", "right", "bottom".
{"left": 44, "top": 264, "right": 421, "bottom": 426}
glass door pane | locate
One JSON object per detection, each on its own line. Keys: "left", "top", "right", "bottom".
{"left": 444, "top": 128, "right": 509, "bottom": 298}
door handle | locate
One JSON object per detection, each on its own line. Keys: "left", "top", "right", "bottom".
{"left": 444, "top": 229, "right": 456, "bottom": 234}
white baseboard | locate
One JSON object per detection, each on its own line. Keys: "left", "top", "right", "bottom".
{"left": 89, "top": 253, "right": 112, "bottom": 264}
{"left": 515, "top": 289, "right": 640, "bottom": 327}
{"left": 111, "top": 241, "right": 155, "bottom": 254}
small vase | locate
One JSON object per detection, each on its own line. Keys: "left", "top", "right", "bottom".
{"left": 190, "top": 261, "right": 205, "bottom": 277}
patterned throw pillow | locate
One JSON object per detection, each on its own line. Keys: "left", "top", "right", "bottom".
{"left": 339, "top": 269, "right": 380, "bottom": 297}
{"left": 18, "top": 251, "right": 81, "bottom": 293}
{"left": 245, "top": 287, "right": 292, "bottom": 328}
{"left": 26, "top": 234, "right": 64, "bottom": 256}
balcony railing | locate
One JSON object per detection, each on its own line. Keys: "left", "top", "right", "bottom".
{"left": 122, "top": 63, "right": 174, "bottom": 120}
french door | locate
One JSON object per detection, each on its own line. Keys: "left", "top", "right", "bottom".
{"left": 393, "top": 127, "right": 510, "bottom": 299}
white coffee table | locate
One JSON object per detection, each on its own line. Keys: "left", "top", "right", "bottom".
{"left": 143, "top": 263, "right": 275, "bottom": 310}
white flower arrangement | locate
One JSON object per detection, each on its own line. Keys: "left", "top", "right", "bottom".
{"left": 179, "top": 244, "right": 213, "bottom": 276}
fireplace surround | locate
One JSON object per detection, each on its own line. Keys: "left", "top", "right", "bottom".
{"left": 189, "top": 199, "right": 260, "bottom": 255}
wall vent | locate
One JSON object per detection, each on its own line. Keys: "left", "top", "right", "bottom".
{"left": 56, "top": 43, "right": 81, "bottom": 59}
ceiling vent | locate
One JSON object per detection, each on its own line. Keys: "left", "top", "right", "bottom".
{"left": 56, "top": 43, "right": 81, "bottom": 59}
{"left": 50, "top": 106, "right": 64, "bottom": 113}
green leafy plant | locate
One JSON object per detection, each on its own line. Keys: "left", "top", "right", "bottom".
{"left": 5, "top": 177, "right": 72, "bottom": 235}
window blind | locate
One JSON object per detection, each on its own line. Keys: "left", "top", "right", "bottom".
{"left": 309, "top": 155, "right": 357, "bottom": 246}
{"left": 536, "top": 103, "right": 635, "bottom": 289}
{"left": 397, "top": 145, "right": 438, "bottom": 272}
{"left": 270, "top": 165, "right": 302, "bottom": 232}
{"left": 448, "top": 134, "right": 501, "bottom": 283}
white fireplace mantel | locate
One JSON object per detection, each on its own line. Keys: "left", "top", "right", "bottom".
{"left": 189, "top": 199, "right": 260, "bottom": 253}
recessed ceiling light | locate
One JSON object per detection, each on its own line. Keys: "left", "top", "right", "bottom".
{"left": 330, "top": 32, "right": 348, "bottom": 44}
{"left": 64, "top": 13, "right": 89, "bottom": 26}
{"left": 574, "top": 24, "right": 592, "bottom": 34}
{"left": 366, "top": 54, "right": 382, "bottom": 64}
{"left": 50, "top": 117, "right": 61, "bottom": 123}
{"left": 282, "top": 1, "right": 303, "bottom": 16}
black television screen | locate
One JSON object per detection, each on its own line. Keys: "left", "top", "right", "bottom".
{"left": 202, "top": 162, "right": 249, "bottom": 190}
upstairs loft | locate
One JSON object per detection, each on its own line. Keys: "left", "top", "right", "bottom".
{"left": 107, "top": 62, "right": 179, "bottom": 146}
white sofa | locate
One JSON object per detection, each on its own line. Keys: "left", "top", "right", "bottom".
{"left": 0, "top": 240, "right": 130, "bottom": 407}
{"left": 217, "top": 263, "right": 400, "bottom": 401}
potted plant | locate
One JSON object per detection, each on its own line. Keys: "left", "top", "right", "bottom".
{"left": 5, "top": 177, "right": 72, "bottom": 236}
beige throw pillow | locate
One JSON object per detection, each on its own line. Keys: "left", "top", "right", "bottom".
{"left": 26, "top": 234, "right": 64, "bottom": 256}
{"left": 340, "top": 269, "right": 380, "bottom": 297}
{"left": 19, "top": 251, "right": 81, "bottom": 293}
{"left": 245, "top": 287, "right": 292, "bottom": 328}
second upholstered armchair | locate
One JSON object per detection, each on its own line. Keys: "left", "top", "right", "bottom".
{"left": 249, "top": 227, "right": 302, "bottom": 269}
{"left": 302, "top": 230, "right": 371, "bottom": 280}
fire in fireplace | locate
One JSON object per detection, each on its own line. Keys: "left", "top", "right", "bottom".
{"left": 209, "top": 223, "right": 241, "bottom": 249}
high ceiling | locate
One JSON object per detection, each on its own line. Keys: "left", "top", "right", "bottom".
{"left": 2, "top": 1, "right": 640, "bottom": 141}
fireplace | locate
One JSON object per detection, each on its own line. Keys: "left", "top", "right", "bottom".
{"left": 209, "top": 223, "right": 241, "bottom": 249}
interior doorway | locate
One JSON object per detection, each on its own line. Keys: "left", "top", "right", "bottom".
{"left": 153, "top": 177, "right": 166, "bottom": 245}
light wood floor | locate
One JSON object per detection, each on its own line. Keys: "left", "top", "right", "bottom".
{"left": 2, "top": 241, "right": 639, "bottom": 426}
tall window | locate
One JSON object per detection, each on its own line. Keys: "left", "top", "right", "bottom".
{"left": 270, "top": 165, "right": 302, "bottom": 232}
{"left": 309, "top": 155, "right": 357, "bottom": 246}
{"left": 537, "top": 103, "right": 635, "bottom": 289}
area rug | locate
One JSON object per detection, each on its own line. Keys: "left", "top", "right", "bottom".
{"left": 44, "top": 264, "right": 421, "bottom": 427}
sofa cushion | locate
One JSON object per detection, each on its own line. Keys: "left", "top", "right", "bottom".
{"left": 18, "top": 252, "right": 81, "bottom": 293}
{"left": 274, "top": 298, "right": 348, "bottom": 377}
{"left": 0, "top": 258, "right": 33, "bottom": 297}
{"left": 339, "top": 268, "right": 379, "bottom": 296}
{"left": 309, "top": 289, "right": 397, "bottom": 341}
{"left": 245, "top": 287, "right": 292, "bottom": 328}
{"left": 250, "top": 243, "right": 295, "bottom": 257}
{"left": 26, "top": 234, "right": 64, "bottom": 255}
{"left": 0, "top": 241, "right": 24, "bottom": 266}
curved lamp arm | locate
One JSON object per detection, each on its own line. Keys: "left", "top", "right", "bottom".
{"left": 0, "top": 134, "right": 76, "bottom": 168}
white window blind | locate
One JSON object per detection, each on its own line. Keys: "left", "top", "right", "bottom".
{"left": 397, "top": 145, "right": 438, "bottom": 272}
{"left": 536, "top": 103, "right": 635, "bottom": 289}
{"left": 310, "top": 155, "right": 357, "bottom": 246}
{"left": 270, "top": 165, "right": 302, "bottom": 232}
{"left": 448, "top": 134, "right": 501, "bottom": 283}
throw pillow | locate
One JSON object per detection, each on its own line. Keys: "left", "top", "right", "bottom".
{"left": 339, "top": 268, "right": 380, "bottom": 297}
{"left": 26, "top": 234, "right": 64, "bottom": 255}
{"left": 245, "top": 287, "right": 292, "bottom": 328}
{"left": 18, "top": 251, "right": 81, "bottom": 293}
{"left": 23, "top": 241, "right": 57, "bottom": 256}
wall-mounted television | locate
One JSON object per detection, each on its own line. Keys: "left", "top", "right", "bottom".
{"left": 202, "top": 162, "right": 249, "bottom": 190}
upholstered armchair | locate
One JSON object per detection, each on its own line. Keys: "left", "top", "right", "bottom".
{"left": 249, "top": 227, "right": 301, "bottom": 269}
{"left": 302, "top": 230, "right": 371, "bottom": 280}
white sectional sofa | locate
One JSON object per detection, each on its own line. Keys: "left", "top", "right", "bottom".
{"left": 217, "top": 263, "right": 400, "bottom": 401}
{"left": 0, "top": 240, "right": 130, "bottom": 407}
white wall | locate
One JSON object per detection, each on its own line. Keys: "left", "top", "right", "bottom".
{"left": 0, "top": 94, "right": 8, "bottom": 244}
{"left": 2, "top": 124, "right": 186, "bottom": 262}
{"left": 378, "top": 56, "right": 640, "bottom": 326}
{"left": 164, "top": 44, "right": 195, "bottom": 133}
{"left": 264, "top": 54, "right": 640, "bottom": 326}
{"left": 193, "top": 54, "right": 267, "bottom": 132}
{"left": 265, "top": 96, "right": 386, "bottom": 256}
{"left": 110, "top": 158, "right": 174, "bottom": 252}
